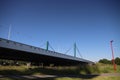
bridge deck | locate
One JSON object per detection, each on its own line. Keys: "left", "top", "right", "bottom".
{"left": 0, "top": 38, "right": 93, "bottom": 65}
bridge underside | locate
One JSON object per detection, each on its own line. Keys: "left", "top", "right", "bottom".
{"left": 0, "top": 47, "right": 86, "bottom": 66}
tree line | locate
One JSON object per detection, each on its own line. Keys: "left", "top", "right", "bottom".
{"left": 99, "top": 57, "right": 120, "bottom": 65}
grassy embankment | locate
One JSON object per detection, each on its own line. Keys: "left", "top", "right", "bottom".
{"left": 0, "top": 63, "right": 120, "bottom": 80}
{"left": 0, "top": 64, "right": 100, "bottom": 75}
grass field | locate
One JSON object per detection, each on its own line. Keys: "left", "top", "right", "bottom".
{"left": 0, "top": 63, "right": 120, "bottom": 80}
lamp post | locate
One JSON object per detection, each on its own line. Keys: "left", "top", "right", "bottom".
{"left": 110, "top": 40, "right": 116, "bottom": 71}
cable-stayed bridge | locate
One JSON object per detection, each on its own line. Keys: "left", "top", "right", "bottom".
{"left": 0, "top": 38, "right": 93, "bottom": 66}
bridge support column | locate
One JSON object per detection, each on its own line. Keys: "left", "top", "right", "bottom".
{"left": 41, "top": 63, "right": 44, "bottom": 68}
{"left": 27, "top": 62, "right": 31, "bottom": 69}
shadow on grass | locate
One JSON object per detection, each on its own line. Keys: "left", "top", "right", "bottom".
{"left": 0, "top": 74, "right": 99, "bottom": 80}
{"left": 0, "top": 65, "right": 99, "bottom": 80}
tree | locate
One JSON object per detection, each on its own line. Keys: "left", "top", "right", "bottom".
{"left": 115, "top": 57, "right": 120, "bottom": 65}
{"left": 99, "top": 59, "right": 111, "bottom": 64}
{"left": 99, "top": 57, "right": 120, "bottom": 65}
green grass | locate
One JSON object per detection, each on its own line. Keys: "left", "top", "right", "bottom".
{"left": 96, "top": 63, "right": 120, "bottom": 73}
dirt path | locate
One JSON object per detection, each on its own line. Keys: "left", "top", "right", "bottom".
{"left": 100, "top": 73, "right": 120, "bottom": 76}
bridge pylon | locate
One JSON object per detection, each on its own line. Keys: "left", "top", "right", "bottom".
{"left": 74, "top": 43, "right": 76, "bottom": 57}
{"left": 46, "top": 41, "right": 49, "bottom": 51}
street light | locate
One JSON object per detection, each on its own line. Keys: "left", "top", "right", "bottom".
{"left": 110, "top": 40, "right": 116, "bottom": 71}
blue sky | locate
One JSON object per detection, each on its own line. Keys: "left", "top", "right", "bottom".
{"left": 0, "top": 0, "right": 120, "bottom": 62}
